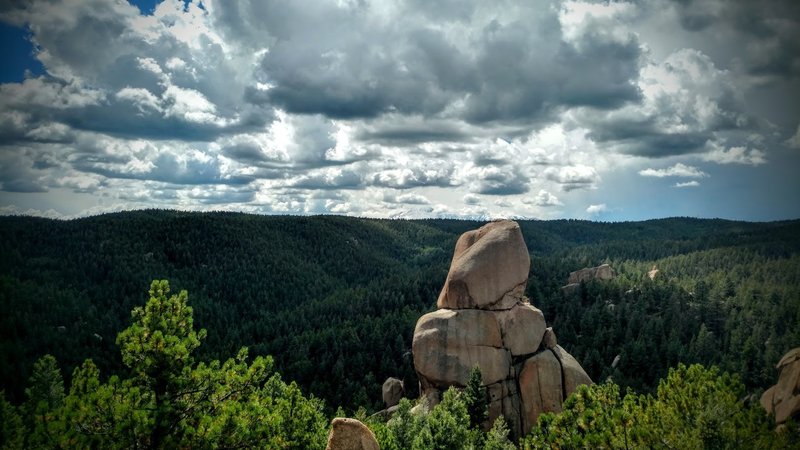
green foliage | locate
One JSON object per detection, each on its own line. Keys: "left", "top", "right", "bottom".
{"left": 464, "top": 366, "right": 489, "bottom": 429}
{"left": 483, "top": 416, "right": 516, "bottom": 450}
{"left": 523, "top": 364, "right": 799, "bottom": 449}
{"left": 0, "top": 392, "right": 24, "bottom": 450}
{"left": 5, "top": 280, "right": 328, "bottom": 449}
{"left": 373, "top": 388, "right": 514, "bottom": 450}
{"left": 23, "top": 355, "right": 65, "bottom": 449}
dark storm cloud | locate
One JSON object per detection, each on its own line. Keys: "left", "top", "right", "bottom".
{"left": 584, "top": 116, "right": 710, "bottom": 157}
{"left": 471, "top": 169, "right": 530, "bottom": 196}
{"left": 0, "top": 148, "right": 47, "bottom": 192}
{"left": 215, "top": 0, "right": 643, "bottom": 124}
{"left": 671, "top": 0, "right": 800, "bottom": 79}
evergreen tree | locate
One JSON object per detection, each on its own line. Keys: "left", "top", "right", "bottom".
{"left": 464, "top": 366, "right": 489, "bottom": 429}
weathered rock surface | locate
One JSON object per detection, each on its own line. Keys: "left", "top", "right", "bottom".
{"left": 412, "top": 220, "right": 593, "bottom": 441}
{"left": 542, "top": 327, "right": 557, "bottom": 349}
{"left": 519, "top": 350, "right": 563, "bottom": 435}
{"left": 437, "top": 220, "right": 530, "bottom": 310}
{"left": 413, "top": 309, "right": 511, "bottom": 387}
{"left": 552, "top": 345, "right": 593, "bottom": 397}
{"left": 647, "top": 265, "right": 659, "bottom": 280}
{"left": 761, "top": 347, "right": 800, "bottom": 425}
{"left": 325, "top": 418, "right": 380, "bottom": 450}
{"left": 495, "top": 303, "right": 546, "bottom": 357}
{"left": 382, "top": 377, "right": 404, "bottom": 408}
{"left": 567, "top": 263, "right": 616, "bottom": 284}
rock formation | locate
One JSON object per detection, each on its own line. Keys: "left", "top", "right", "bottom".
{"left": 325, "top": 418, "right": 380, "bottom": 450}
{"left": 561, "top": 263, "right": 616, "bottom": 295}
{"left": 382, "top": 377, "right": 404, "bottom": 409}
{"left": 412, "top": 220, "right": 592, "bottom": 440}
{"left": 760, "top": 347, "right": 800, "bottom": 426}
{"left": 647, "top": 265, "right": 659, "bottom": 280}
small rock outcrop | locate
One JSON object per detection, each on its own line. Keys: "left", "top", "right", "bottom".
{"left": 761, "top": 347, "right": 800, "bottom": 426}
{"left": 412, "top": 220, "right": 592, "bottom": 440}
{"left": 325, "top": 418, "right": 380, "bottom": 450}
{"left": 647, "top": 265, "right": 659, "bottom": 280}
{"left": 382, "top": 377, "right": 404, "bottom": 408}
{"left": 561, "top": 263, "right": 616, "bottom": 294}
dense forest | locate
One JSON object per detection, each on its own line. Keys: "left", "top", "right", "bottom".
{"left": 1, "top": 211, "right": 799, "bottom": 422}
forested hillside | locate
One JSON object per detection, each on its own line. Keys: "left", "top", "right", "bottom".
{"left": 1, "top": 211, "right": 798, "bottom": 415}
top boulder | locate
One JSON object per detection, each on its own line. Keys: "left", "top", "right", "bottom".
{"left": 437, "top": 220, "right": 530, "bottom": 310}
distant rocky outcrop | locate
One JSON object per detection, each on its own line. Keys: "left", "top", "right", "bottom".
{"left": 412, "top": 220, "right": 592, "bottom": 440}
{"left": 382, "top": 377, "right": 404, "bottom": 409}
{"left": 325, "top": 418, "right": 380, "bottom": 450}
{"left": 647, "top": 265, "right": 659, "bottom": 280}
{"left": 761, "top": 347, "right": 800, "bottom": 426}
{"left": 561, "top": 263, "right": 616, "bottom": 295}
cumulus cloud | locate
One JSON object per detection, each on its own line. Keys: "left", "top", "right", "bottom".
{"left": 702, "top": 145, "right": 766, "bottom": 165}
{"left": 463, "top": 194, "right": 481, "bottom": 205}
{"left": 382, "top": 191, "right": 431, "bottom": 205}
{"left": 526, "top": 189, "right": 563, "bottom": 207}
{"left": 0, "top": 0, "right": 796, "bottom": 220}
{"left": 639, "top": 163, "right": 708, "bottom": 178}
{"left": 586, "top": 203, "right": 607, "bottom": 215}
{"left": 543, "top": 165, "right": 600, "bottom": 191}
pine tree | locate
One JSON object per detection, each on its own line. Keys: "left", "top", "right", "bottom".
{"left": 464, "top": 366, "right": 488, "bottom": 429}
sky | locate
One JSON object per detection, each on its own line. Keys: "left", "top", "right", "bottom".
{"left": 0, "top": 0, "right": 798, "bottom": 221}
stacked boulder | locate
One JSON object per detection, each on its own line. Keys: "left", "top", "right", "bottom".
{"left": 412, "top": 220, "right": 592, "bottom": 439}
{"left": 761, "top": 347, "right": 800, "bottom": 427}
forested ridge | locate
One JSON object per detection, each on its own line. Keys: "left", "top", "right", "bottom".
{"left": 1, "top": 210, "right": 799, "bottom": 420}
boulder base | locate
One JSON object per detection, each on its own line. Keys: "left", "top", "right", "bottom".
{"left": 519, "top": 350, "right": 563, "bottom": 436}
{"left": 325, "top": 418, "right": 379, "bottom": 450}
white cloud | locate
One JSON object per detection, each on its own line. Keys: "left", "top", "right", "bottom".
{"left": 702, "top": 145, "right": 766, "bottom": 165}
{"left": 586, "top": 203, "right": 607, "bottom": 215}
{"left": 639, "top": 163, "right": 708, "bottom": 178}
{"left": 674, "top": 180, "right": 700, "bottom": 188}
{"left": 543, "top": 165, "right": 600, "bottom": 191}
{"left": 527, "top": 189, "right": 563, "bottom": 207}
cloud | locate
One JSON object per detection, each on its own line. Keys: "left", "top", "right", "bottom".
{"left": 543, "top": 165, "right": 600, "bottom": 191}
{"left": 382, "top": 192, "right": 431, "bottom": 205}
{"left": 674, "top": 180, "right": 700, "bottom": 188}
{"left": 669, "top": 0, "right": 800, "bottom": 80}
{"left": 586, "top": 203, "right": 607, "bottom": 215}
{"left": 213, "top": 0, "right": 643, "bottom": 124}
{"left": 575, "top": 48, "right": 752, "bottom": 158}
{"left": 785, "top": 124, "right": 800, "bottom": 149}
{"left": 702, "top": 145, "right": 766, "bottom": 165}
{"left": 290, "top": 168, "right": 364, "bottom": 190}
{"left": 468, "top": 165, "right": 530, "bottom": 196}
{"left": 527, "top": 189, "right": 563, "bottom": 207}
{"left": 639, "top": 163, "right": 708, "bottom": 178}
{"left": 370, "top": 163, "right": 456, "bottom": 190}
{"left": 463, "top": 194, "right": 481, "bottom": 205}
